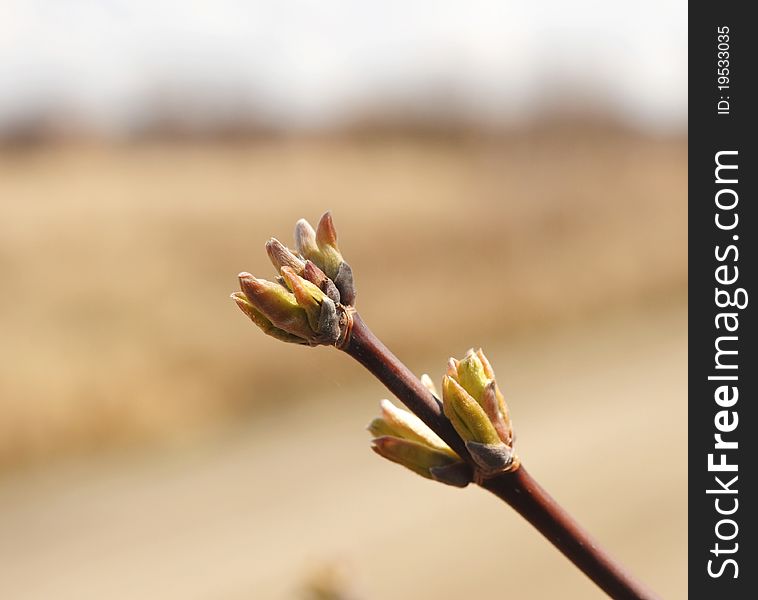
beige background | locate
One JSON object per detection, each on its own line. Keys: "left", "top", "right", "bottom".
{"left": 0, "top": 128, "right": 686, "bottom": 598}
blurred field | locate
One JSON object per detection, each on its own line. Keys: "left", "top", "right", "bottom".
{"left": 0, "top": 300, "right": 686, "bottom": 599}
{"left": 0, "top": 126, "right": 687, "bottom": 598}
{"left": 0, "top": 127, "right": 686, "bottom": 470}
{"left": 0, "top": 1, "right": 689, "bottom": 595}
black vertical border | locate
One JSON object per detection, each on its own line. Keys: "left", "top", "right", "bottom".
{"left": 690, "top": 4, "right": 755, "bottom": 598}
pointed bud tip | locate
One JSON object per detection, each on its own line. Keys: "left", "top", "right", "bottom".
{"left": 294, "top": 218, "right": 319, "bottom": 257}
{"left": 303, "top": 260, "right": 327, "bottom": 281}
{"left": 476, "top": 348, "right": 495, "bottom": 379}
{"left": 316, "top": 211, "right": 338, "bottom": 246}
{"left": 445, "top": 360, "right": 456, "bottom": 378}
{"left": 420, "top": 374, "right": 438, "bottom": 397}
{"left": 266, "top": 238, "right": 306, "bottom": 273}
{"left": 264, "top": 238, "right": 280, "bottom": 256}
{"left": 378, "top": 398, "right": 403, "bottom": 424}
{"left": 295, "top": 218, "right": 316, "bottom": 238}
{"left": 281, "top": 265, "right": 324, "bottom": 303}
{"left": 379, "top": 398, "right": 394, "bottom": 411}
{"left": 238, "top": 273, "right": 268, "bottom": 296}
{"left": 370, "top": 437, "right": 390, "bottom": 453}
{"left": 442, "top": 374, "right": 463, "bottom": 393}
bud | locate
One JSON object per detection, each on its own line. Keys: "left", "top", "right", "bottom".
{"left": 295, "top": 212, "right": 356, "bottom": 305}
{"left": 238, "top": 272, "right": 312, "bottom": 337}
{"left": 368, "top": 399, "right": 470, "bottom": 487}
{"left": 441, "top": 349, "right": 516, "bottom": 474}
{"left": 233, "top": 212, "right": 360, "bottom": 344}
{"left": 369, "top": 399, "right": 454, "bottom": 455}
{"left": 442, "top": 376, "right": 501, "bottom": 446}
{"left": 450, "top": 349, "right": 512, "bottom": 445}
{"left": 370, "top": 438, "right": 470, "bottom": 487}
{"left": 280, "top": 266, "right": 340, "bottom": 344}
{"left": 315, "top": 211, "right": 342, "bottom": 275}
{"left": 294, "top": 217, "right": 318, "bottom": 256}
{"left": 303, "top": 260, "right": 341, "bottom": 304}
{"left": 230, "top": 292, "right": 308, "bottom": 345}
{"left": 235, "top": 271, "right": 340, "bottom": 345}
{"left": 265, "top": 238, "right": 306, "bottom": 274}
{"left": 420, "top": 373, "right": 439, "bottom": 398}
{"left": 332, "top": 261, "right": 355, "bottom": 305}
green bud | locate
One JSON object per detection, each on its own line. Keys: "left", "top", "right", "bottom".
{"left": 230, "top": 292, "right": 308, "bottom": 345}
{"left": 481, "top": 380, "right": 512, "bottom": 446}
{"left": 371, "top": 437, "right": 468, "bottom": 488}
{"left": 367, "top": 416, "right": 396, "bottom": 439}
{"left": 294, "top": 213, "right": 356, "bottom": 306}
{"left": 281, "top": 267, "right": 324, "bottom": 327}
{"left": 315, "top": 211, "right": 344, "bottom": 278}
{"left": 295, "top": 269, "right": 341, "bottom": 342}
{"left": 367, "top": 400, "right": 469, "bottom": 487}
{"left": 446, "top": 348, "right": 512, "bottom": 446}
{"left": 280, "top": 266, "right": 340, "bottom": 344}
{"left": 372, "top": 399, "right": 456, "bottom": 457}
{"left": 238, "top": 272, "right": 313, "bottom": 340}
{"left": 303, "top": 260, "right": 341, "bottom": 304}
{"left": 442, "top": 349, "right": 516, "bottom": 474}
{"left": 442, "top": 376, "right": 501, "bottom": 447}
{"left": 232, "top": 211, "right": 355, "bottom": 345}
{"left": 476, "top": 348, "right": 496, "bottom": 379}
{"left": 236, "top": 271, "right": 341, "bottom": 346}
{"left": 455, "top": 349, "right": 489, "bottom": 404}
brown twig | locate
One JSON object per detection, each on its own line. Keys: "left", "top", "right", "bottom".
{"left": 482, "top": 468, "right": 658, "bottom": 600}
{"left": 342, "top": 312, "right": 659, "bottom": 600}
{"left": 233, "top": 212, "right": 659, "bottom": 599}
{"left": 341, "top": 312, "right": 472, "bottom": 464}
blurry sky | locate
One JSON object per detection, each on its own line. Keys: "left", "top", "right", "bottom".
{"left": 1, "top": 0, "right": 687, "bottom": 134}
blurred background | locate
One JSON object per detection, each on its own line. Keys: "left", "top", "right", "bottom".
{"left": 1, "top": 1, "right": 686, "bottom": 598}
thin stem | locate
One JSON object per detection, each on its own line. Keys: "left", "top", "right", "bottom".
{"left": 482, "top": 467, "right": 659, "bottom": 600}
{"left": 342, "top": 312, "right": 472, "bottom": 463}
{"left": 341, "top": 312, "right": 659, "bottom": 600}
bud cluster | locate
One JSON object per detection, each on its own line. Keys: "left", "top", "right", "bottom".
{"left": 231, "top": 212, "right": 356, "bottom": 346}
{"left": 232, "top": 213, "right": 516, "bottom": 485}
{"left": 369, "top": 349, "right": 517, "bottom": 484}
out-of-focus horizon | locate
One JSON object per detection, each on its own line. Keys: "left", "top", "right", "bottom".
{"left": 2, "top": 0, "right": 686, "bottom": 141}
{"left": 1, "top": 3, "right": 686, "bottom": 599}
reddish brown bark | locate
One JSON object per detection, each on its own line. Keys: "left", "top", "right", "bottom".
{"left": 342, "top": 312, "right": 659, "bottom": 600}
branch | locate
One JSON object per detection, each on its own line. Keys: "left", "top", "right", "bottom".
{"left": 341, "top": 312, "right": 472, "bottom": 464}
{"left": 343, "top": 312, "right": 659, "bottom": 600}
{"left": 231, "top": 211, "right": 661, "bottom": 600}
